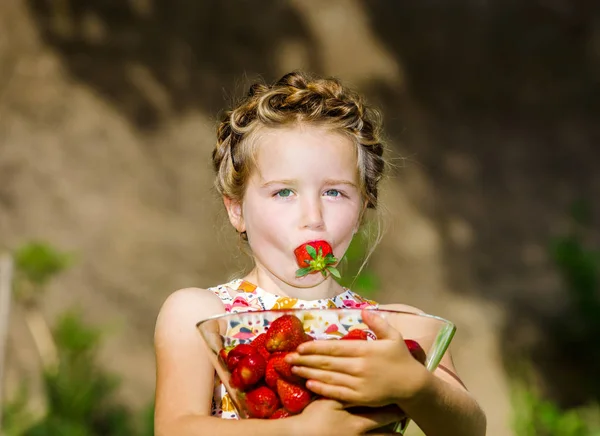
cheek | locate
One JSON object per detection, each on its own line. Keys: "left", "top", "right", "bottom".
{"left": 245, "top": 202, "right": 290, "bottom": 245}
{"left": 327, "top": 205, "right": 361, "bottom": 245}
{"left": 332, "top": 203, "right": 361, "bottom": 230}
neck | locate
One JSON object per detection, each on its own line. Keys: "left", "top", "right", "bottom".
{"left": 243, "top": 265, "right": 345, "bottom": 300}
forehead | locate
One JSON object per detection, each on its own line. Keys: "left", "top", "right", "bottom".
{"left": 252, "top": 125, "right": 358, "bottom": 179}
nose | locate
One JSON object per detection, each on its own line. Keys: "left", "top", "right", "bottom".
{"left": 300, "top": 195, "right": 325, "bottom": 231}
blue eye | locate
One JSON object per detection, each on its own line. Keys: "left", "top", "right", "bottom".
{"left": 324, "top": 189, "right": 341, "bottom": 197}
{"left": 276, "top": 189, "right": 293, "bottom": 198}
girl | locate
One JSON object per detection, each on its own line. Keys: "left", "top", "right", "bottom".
{"left": 154, "top": 72, "right": 486, "bottom": 435}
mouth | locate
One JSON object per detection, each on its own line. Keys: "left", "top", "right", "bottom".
{"left": 293, "top": 240, "right": 341, "bottom": 279}
{"left": 294, "top": 239, "right": 331, "bottom": 251}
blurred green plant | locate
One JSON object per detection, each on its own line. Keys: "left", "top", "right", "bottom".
{"left": 13, "top": 241, "right": 72, "bottom": 304}
{"left": 549, "top": 200, "right": 600, "bottom": 400}
{"left": 512, "top": 377, "right": 600, "bottom": 436}
{"left": 2, "top": 241, "right": 154, "bottom": 436}
{"left": 511, "top": 200, "right": 600, "bottom": 435}
{"left": 339, "top": 221, "right": 381, "bottom": 297}
{"left": 550, "top": 201, "right": 600, "bottom": 333}
{"left": 2, "top": 383, "right": 37, "bottom": 435}
{"left": 23, "top": 311, "right": 137, "bottom": 436}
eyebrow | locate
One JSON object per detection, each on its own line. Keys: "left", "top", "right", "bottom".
{"left": 260, "top": 179, "right": 296, "bottom": 188}
{"left": 323, "top": 179, "right": 358, "bottom": 188}
{"left": 259, "top": 179, "right": 358, "bottom": 188}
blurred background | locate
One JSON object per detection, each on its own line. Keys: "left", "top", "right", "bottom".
{"left": 1, "top": 0, "right": 599, "bottom": 435}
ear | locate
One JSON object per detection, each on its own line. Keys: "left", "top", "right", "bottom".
{"left": 223, "top": 196, "right": 245, "bottom": 233}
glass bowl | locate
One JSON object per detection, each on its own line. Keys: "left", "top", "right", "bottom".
{"left": 197, "top": 308, "right": 455, "bottom": 434}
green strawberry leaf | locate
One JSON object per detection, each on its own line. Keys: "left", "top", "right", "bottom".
{"left": 296, "top": 266, "right": 314, "bottom": 277}
{"left": 318, "top": 247, "right": 323, "bottom": 258}
{"left": 320, "top": 269, "right": 328, "bottom": 277}
{"left": 305, "top": 245, "right": 317, "bottom": 259}
{"left": 325, "top": 257, "right": 338, "bottom": 265}
{"left": 327, "top": 266, "right": 341, "bottom": 279}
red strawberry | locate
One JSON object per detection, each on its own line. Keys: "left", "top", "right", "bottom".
{"left": 265, "top": 314, "right": 306, "bottom": 353}
{"left": 265, "top": 357, "right": 283, "bottom": 389}
{"left": 243, "top": 386, "right": 280, "bottom": 419}
{"left": 230, "top": 367, "right": 245, "bottom": 390}
{"left": 230, "top": 353, "right": 267, "bottom": 390}
{"left": 271, "top": 352, "right": 303, "bottom": 384}
{"left": 257, "top": 347, "right": 270, "bottom": 361}
{"left": 269, "top": 408, "right": 292, "bottom": 419}
{"left": 251, "top": 333, "right": 271, "bottom": 360}
{"left": 294, "top": 240, "right": 340, "bottom": 279}
{"left": 251, "top": 333, "right": 267, "bottom": 348}
{"left": 276, "top": 379, "right": 312, "bottom": 414}
{"left": 227, "top": 344, "right": 257, "bottom": 372}
{"left": 341, "top": 329, "right": 369, "bottom": 340}
{"left": 405, "top": 339, "right": 427, "bottom": 365}
{"left": 218, "top": 346, "right": 232, "bottom": 366}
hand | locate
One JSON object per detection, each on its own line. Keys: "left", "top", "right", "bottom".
{"left": 290, "top": 398, "right": 405, "bottom": 436}
{"left": 286, "top": 309, "right": 431, "bottom": 407}
{"left": 346, "top": 405, "right": 407, "bottom": 435}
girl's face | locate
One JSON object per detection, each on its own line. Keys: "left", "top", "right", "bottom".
{"left": 227, "top": 125, "right": 364, "bottom": 289}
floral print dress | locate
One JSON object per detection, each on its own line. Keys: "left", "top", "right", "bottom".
{"left": 207, "top": 278, "right": 378, "bottom": 419}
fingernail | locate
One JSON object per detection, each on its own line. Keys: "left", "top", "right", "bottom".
{"left": 284, "top": 353, "right": 296, "bottom": 363}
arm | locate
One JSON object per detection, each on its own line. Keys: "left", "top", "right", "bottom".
{"left": 154, "top": 288, "right": 302, "bottom": 436}
{"left": 397, "top": 368, "right": 486, "bottom": 436}
{"left": 289, "top": 305, "right": 486, "bottom": 436}
{"left": 154, "top": 290, "right": 407, "bottom": 436}
{"left": 157, "top": 414, "right": 298, "bottom": 436}
{"left": 381, "top": 303, "right": 486, "bottom": 436}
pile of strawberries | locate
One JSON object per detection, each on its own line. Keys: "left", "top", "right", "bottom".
{"left": 218, "top": 313, "right": 427, "bottom": 419}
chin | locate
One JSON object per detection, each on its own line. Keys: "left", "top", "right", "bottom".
{"left": 292, "top": 272, "right": 328, "bottom": 288}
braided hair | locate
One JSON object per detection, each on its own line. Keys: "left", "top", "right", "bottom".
{"left": 212, "top": 71, "right": 386, "bottom": 212}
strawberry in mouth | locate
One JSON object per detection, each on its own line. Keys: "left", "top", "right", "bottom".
{"left": 294, "top": 240, "right": 341, "bottom": 279}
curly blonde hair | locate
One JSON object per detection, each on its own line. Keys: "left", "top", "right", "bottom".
{"left": 212, "top": 71, "right": 386, "bottom": 212}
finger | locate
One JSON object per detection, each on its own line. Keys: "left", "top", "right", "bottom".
{"left": 361, "top": 309, "right": 402, "bottom": 341}
{"left": 296, "top": 339, "right": 366, "bottom": 357}
{"left": 369, "top": 431, "right": 398, "bottom": 436}
{"left": 286, "top": 353, "right": 358, "bottom": 373}
{"left": 350, "top": 404, "right": 406, "bottom": 433}
{"left": 303, "top": 397, "right": 344, "bottom": 412}
{"left": 304, "top": 379, "right": 359, "bottom": 403}
{"left": 291, "top": 366, "right": 358, "bottom": 388}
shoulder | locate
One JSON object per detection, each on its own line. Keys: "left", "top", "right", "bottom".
{"left": 154, "top": 288, "right": 226, "bottom": 424}
{"left": 378, "top": 303, "right": 425, "bottom": 315}
{"left": 157, "top": 287, "right": 226, "bottom": 321}
{"left": 154, "top": 287, "right": 226, "bottom": 344}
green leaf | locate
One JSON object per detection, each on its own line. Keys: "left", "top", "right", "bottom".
{"left": 295, "top": 267, "right": 313, "bottom": 277}
{"left": 14, "top": 242, "right": 73, "bottom": 286}
{"left": 305, "top": 245, "right": 317, "bottom": 259}
{"left": 327, "top": 266, "right": 341, "bottom": 279}
{"left": 325, "top": 256, "right": 338, "bottom": 265}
